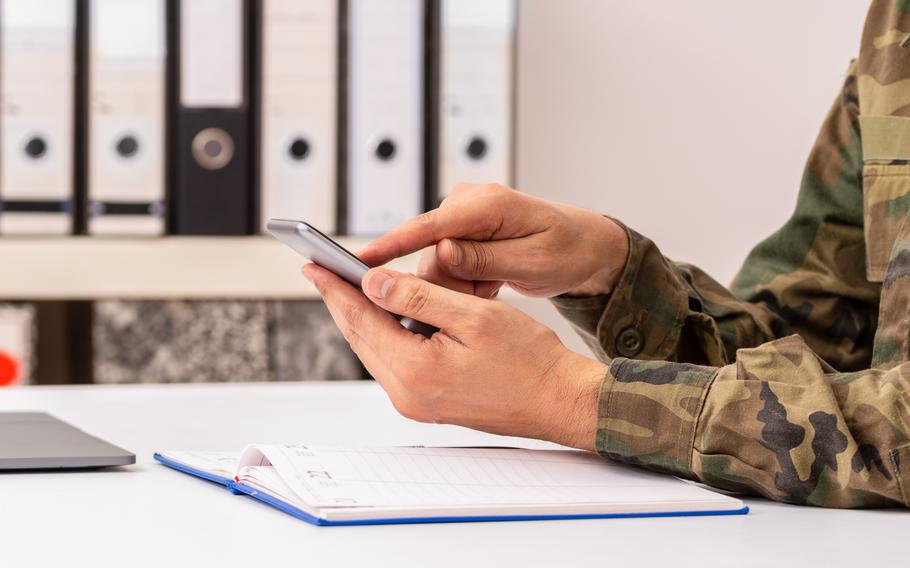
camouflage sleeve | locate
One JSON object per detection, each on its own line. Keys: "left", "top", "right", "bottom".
{"left": 599, "top": 336, "right": 910, "bottom": 508}
{"left": 552, "top": 59, "right": 880, "bottom": 371}
{"left": 550, "top": 11, "right": 909, "bottom": 505}
{"left": 551, "top": 221, "right": 788, "bottom": 367}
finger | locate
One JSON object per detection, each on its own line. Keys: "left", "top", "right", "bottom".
{"left": 416, "top": 246, "right": 476, "bottom": 296}
{"left": 476, "top": 281, "right": 504, "bottom": 299}
{"left": 312, "top": 296, "right": 421, "bottom": 423}
{"left": 338, "top": 321, "right": 395, "bottom": 389}
{"left": 306, "top": 264, "right": 424, "bottom": 408}
{"left": 304, "top": 264, "right": 425, "bottom": 376}
{"left": 436, "top": 237, "right": 541, "bottom": 282}
{"left": 362, "top": 268, "right": 490, "bottom": 330}
{"left": 419, "top": 247, "right": 503, "bottom": 299}
{"left": 357, "top": 187, "right": 541, "bottom": 266}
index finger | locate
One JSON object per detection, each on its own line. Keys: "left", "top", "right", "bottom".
{"left": 357, "top": 199, "right": 506, "bottom": 267}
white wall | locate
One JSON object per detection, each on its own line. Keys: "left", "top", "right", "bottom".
{"left": 510, "top": 0, "right": 870, "bottom": 355}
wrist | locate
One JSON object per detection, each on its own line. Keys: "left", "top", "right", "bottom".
{"left": 566, "top": 216, "right": 629, "bottom": 298}
{"left": 539, "top": 351, "right": 605, "bottom": 451}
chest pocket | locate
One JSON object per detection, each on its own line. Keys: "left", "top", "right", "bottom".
{"left": 860, "top": 115, "right": 910, "bottom": 282}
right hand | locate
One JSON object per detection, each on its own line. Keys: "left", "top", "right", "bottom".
{"left": 358, "top": 183, "right": 629, "bottom": 299}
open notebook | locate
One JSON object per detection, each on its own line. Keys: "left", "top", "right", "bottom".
{"left": 154, "top": 445, "right": 748, "bottom": 526}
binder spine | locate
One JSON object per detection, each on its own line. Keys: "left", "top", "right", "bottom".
{"left": 258, "top": 0, "right": 339, "bottom": 235}
{"left": 168, "top": 0, "right": 254, "bottom": 236}
{"left": 436, "top": 0, "right": 517, "bottom": 201}
{"left": 345, "top": 0, "right": 426, "bottom": 236}
{"left": 85, "top": 0, "right": 167, "bottom": 236}
{"left": 0, "top": 0, "right": 78, "bottom": 235}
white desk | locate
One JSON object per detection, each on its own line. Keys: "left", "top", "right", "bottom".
{"left": 0, "top": 383, "right": 905, "bottom": 568}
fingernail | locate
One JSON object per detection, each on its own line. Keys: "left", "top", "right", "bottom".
{"left": 442, "top": 239, "right": 462, "bottom": 266}
{"left": 366, "top": 271, "right": 395, "bottom": 299}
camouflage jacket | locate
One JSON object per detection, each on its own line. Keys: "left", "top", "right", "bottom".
{"left": 552, "top": 0, "right": 910, "bottom": 508}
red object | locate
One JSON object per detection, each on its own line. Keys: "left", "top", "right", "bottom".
{"left": 0, "top": 350, "right": 19, "bottom": 387}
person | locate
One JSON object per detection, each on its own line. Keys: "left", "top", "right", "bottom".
{"left": 302, "top": 0, "right": 910, "bottom": 508}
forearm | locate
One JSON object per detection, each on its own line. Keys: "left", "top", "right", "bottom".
{"left": 597, "top": 335, "right": 910, "bottom": 508}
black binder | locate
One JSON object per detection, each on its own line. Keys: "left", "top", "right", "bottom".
{"left": 166, "top": 0, "right": 255, "bottom": 235}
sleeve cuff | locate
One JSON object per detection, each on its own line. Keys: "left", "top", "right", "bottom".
{"left": 595, "top": 357, "right": 718, "bottom": 478}
{"left": 550, "top": 294, "right": 612, "bottom": 360}
{"left": 552, "top": 219, "right": 691, "bottom": 361}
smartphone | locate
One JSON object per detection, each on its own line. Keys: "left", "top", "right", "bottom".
{"left": 267, "top": 218, "right": 438, "bottom": 338}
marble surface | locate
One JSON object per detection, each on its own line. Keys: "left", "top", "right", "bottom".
{"left": 93, "top": 300, "right": 270, "bottom": 383}
{"left": 93, "top": 300, "right": 360, "bottom": 383}
{"left": 269, "top": 300, "right": 363, "bottom": 381}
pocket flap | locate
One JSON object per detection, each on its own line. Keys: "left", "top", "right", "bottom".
{"left": 861, "top": 162, "right": 910, "bottom": 282}
{"left": 861, "top": 115, "right": 910, "bottom": 161}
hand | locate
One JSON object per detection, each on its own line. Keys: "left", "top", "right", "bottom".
{"left": 358, "top": 183, "right": 629, "bottom": 299}
{"left": 302, "top": 262, "right": 605, "bottom": 450}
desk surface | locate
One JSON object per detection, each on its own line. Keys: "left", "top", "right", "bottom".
{"left": 0, "top": 382, "right": 904, "bottom": 568}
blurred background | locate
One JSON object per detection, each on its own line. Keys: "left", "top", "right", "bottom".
{"left": 0, "top": 0, "right": 868, "bottom": 386}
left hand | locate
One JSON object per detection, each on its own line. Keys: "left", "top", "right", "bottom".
{"left": 302, "top": 263, "right": 605, "bottom": 450}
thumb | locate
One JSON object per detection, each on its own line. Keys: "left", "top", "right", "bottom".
{"left": 437, "top": 237, "right": 537, "bottom": 282}
{"left": 362, "top": 268, "right": 484, "bottom": 330}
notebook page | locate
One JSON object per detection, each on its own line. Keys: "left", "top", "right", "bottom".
{"left": 237, "top": 445, "right": 733, "bottom": 510}
{"left": 237, "top": 465, "right": 302, "bottom": 506}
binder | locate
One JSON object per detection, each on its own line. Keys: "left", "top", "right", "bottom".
{"left": 0, "top": 0, "right": 77, "bottom": 235}
{"left": 345, "top": 0, "right": 425, "bottom": 236}
{"left": 258, "top": 0, "right": 338, "bottom": 234}
{"left": 435, "top": 0, "right": 516, "bottom": 204}
{"left": 86, "top": 0, "right": 167, "bottom": 235}
{"left": 168, "top": 0, "right": 253, "bottom": 235}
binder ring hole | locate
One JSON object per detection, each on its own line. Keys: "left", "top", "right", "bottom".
{"left": 115, "top": 135, "right": 140, "bottom": 158}
{"left": 466, "top": 137, "right": 488, "bottom": 160}
{"left": 288, "top": 138, "right": 310, "bottom": 161}
{"left": 375, "top": 138, "right": 397, "bottom": 161}
{"left": 191, "top": 128, "right": 235, "bottom": 171}
{"left": 24, "top": 136, "right": 48, "bottom": 160}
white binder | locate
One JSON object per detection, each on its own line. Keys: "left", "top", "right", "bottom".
{"left": 437, "top": 0, "right": 515, "bottom": 202}
{"left": 259, "top": 0, "right": 338, "bottom": 234}
{"left": 0, "top": 0, "right": 76, "bottom": 234}
{"left": 87, "top": 0, "right": 167, "bottom": 235}
{"left": 346, "top": 0, "right": 424, "bottom": 236}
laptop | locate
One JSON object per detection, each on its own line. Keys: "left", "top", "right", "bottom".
{"left": 0, "top": 412, "right": 135, "bottom": 469}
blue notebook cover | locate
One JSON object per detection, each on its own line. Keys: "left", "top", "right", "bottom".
{"left": 153, "top": 453, "right": 749, "bottom": 526}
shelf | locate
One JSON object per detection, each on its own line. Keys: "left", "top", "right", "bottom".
{"left": 0, "top": 236, "right": 422, "bottom": 300}
{"left": 0, "top": 236, "right": 584, "bottom": 354}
